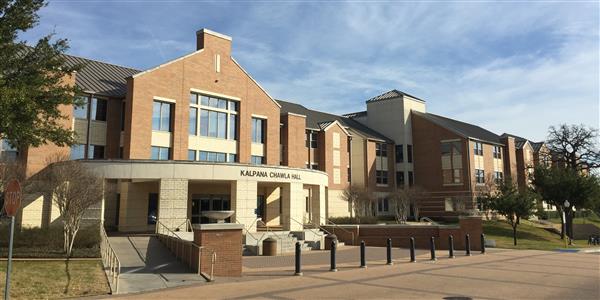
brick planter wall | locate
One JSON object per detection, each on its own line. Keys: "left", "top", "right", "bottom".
{"left": 323, "top": 216, "right": 482, "bottom": 251}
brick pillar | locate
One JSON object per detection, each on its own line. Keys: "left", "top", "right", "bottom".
{"left": 281, "top": 182, "right": 305, "bottom": 231}
{"left": 159, "top": 178, "right": 189, "bottom": 229}
{"left": 310, "top": 185, "right": 326, "bottom": 225}
{"left": 231, "top": 180, "right": 258, "bottom": 232}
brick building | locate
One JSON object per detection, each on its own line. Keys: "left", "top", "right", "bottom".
{"left": 0, "top": 29, "right": 544, "bottom": 230}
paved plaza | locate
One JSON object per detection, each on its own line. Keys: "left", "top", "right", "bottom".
{"left": 115, "top": 248, "right": 600, "bottom": 299}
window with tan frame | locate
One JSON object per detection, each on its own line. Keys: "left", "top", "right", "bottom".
{"left": 441, "top": 141, "right": 463, "bottom": 184}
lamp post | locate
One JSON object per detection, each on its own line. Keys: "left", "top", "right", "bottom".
{"left": 563, "top": 200, "right": 570, "bottom": 248}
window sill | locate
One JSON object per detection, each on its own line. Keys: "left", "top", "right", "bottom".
{"left": 443, "top": 183, "right": 463, "bottom": 187}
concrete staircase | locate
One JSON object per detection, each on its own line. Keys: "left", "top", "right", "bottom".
{"left": 243, "top": 229, "right": 327, "bottom": 255}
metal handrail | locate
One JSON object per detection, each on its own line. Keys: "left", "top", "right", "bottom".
{"left": 155, "top": 220, "right": 215, "bottom": 282}
{"left": 420, "top": 217, "right": 439, "bottom": 225}
{"left": 319, "top": 216, "right": 356, "bottom": 245}
{"left": 100, "top": 226, "right": 120, "bottom": 294}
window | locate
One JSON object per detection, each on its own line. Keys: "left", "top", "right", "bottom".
{"left": 152, "top": 101, "right": 172, "bottom": 132}
{"left": 252, "top": 118, "right": 265, "bottom": 143}
{"left": 198, "top": 151, "right": 226, "bottom": 162}
{"left": 70, "top": 144, "right": 85, "bottom": 160}
{"left": 396, "top": 171, "right": 405, "bottom": 187}
{"left": 395, "top": 145, "right": 404, "bottom": 163}
{"left": 408, "top": 171, "right": 414, "bottom": 186}
{"left": 0, "top": 140, "right": 18, "bottom": 161}
{"left": 474, "top": 142, "right": 483, "bottom": 156}
{"left": 494, "top": 171, "right": 503, "bottom": 184}
{"left": 407, "top": 145, "right": 413, "bottom": 163}
{"left": 121, "top": 101, "right": 126, "bottom": 131}
{"left": 188, "top": 150, "right": 196, "bottom": 161}
{"left": 348, "top": 167, "right": 351, "bottom": 182}
{"left": 493, "top": 146, "right": 502, "bottom": 159}
{"left": 73, "top": 96, "right": 88, "bottom": 119}
{"left": 475, "top": 169, "right": 485, "bottom": 184}
{"left": 119, "top": 147, "right": 124, "bottom": 159}
{"left": 189, "top": 107, "right": 198, "bottom": 135}
{"left": 88, "top": 145, "right": 105, "bottom": 159}
{"left": 377, "top": 197, "right": 389, "bottom": 213}
{"left": 251, "top": 155, "right": 264, "bottom": 165}
{"left": 151, "top": 146, "right": 170, "bottom": 160}
{"left": 306, "top": 130, "right": 318, "bottom": 148}
{"left": 191, "top": 93, "right": 237, "bottom": 139}
{"left": 306, "top": 163, "right": 318, "bottom": 170}
{"left": 376, "top": 143, "right": 387, "bottom": 157}
{"left": 376, "top": 170, "right": 388, "bottom": 184}
{"left": 148, "top": 193, "right": 158, "bottom": 225}
{"left": 229, "top": 114, "right": 237, "bottom": 140}
{"left": 441, "top": 141, "right": 463, "bottom": 184}
{"left": 90, "top": 97, "right": 107, "bottom": 121}
{"left": 228, "top": 153, "right": 237, "bottom": 163}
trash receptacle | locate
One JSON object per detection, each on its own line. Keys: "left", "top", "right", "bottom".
{"left": 262, "top": 237, "right": 277, "bottom": 256}
{"left": 324, "top": 234, "right": 338, "bottom": 250}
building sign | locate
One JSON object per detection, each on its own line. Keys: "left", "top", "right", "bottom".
{"left": 240, "top": 169, "right": 302, "bottom": 180}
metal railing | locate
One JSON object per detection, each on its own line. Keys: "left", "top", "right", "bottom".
{"left": 319, "top": 216, "right": 356, "bottom": 245}
{"left": 155, "top": 220, "right": 216, "bottom": 281}
{"left": 100, "top": 226, "right": 120, "bottom": 294}
{"left": 420, "top": 217, "right": 439, "bottom": 225}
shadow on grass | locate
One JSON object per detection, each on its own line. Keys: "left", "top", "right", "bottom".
{"left": 64, "top": 258, "right": 71, "bottom": 295}
{"left": 484, "top": 221, "right": 553, "bottom": 242}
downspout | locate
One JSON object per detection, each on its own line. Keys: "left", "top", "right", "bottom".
{"left": 466, "top": 138, "right": 473, "bottom": 208}
{"left": 85, "top": 93, "right": 94, "bottom": 159}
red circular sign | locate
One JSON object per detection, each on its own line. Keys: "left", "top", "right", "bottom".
{"left": 4, "top": 179, "right": 21, "bottom": 217}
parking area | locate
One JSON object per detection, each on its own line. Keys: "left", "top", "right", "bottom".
{"left": 117, "top": 248, "right": 600, "bottom": 299}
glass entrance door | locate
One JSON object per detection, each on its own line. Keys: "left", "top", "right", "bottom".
{"left": 191, "top": 194, "right": 231, "bottom": 224}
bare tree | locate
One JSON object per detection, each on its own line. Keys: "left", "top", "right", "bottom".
{"left": 341, "top": 185, "right": 373, "bottom": 220}
{"left": 475, "top": 173, "right": 498, "bottom": 220}
{"left": 27, "top": 154, "right": 103, "bottom": 257}
{"left": 547, "top": 124, "right": 600, "bottom": 171}
{"left": 388, "top": 186, "right": 426, "bottom": 222}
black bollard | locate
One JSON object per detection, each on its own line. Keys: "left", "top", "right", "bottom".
{"left": 430, "top": 237, "right": 436, "bottom": 261}
{"left": 481, "top": 233, "right": 486, "bottom": 254}
{"left": 330, "top": 239, "right": 338, "bottom": 272}
{"left": 360, "top": 240, "right": 367, "bottom": 268}
{"left": 465, "top": 234, "right": 471, "bottom": 256}
{"left": 448, "top": 235, "right": 455, "bottom": 258}
{"left": 294, "top": 241, "right": 302, "bottom": 276}
{"left": 386, "top": 238, "right": 393, "bottom": 265}
{"left": 409, "top": 237, "right": 416, "bottom": 262}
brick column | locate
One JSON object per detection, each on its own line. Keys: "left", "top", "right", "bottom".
{"left": 281, "top": 182, "right": 305, "bottom": 231}
{"left": 310, "top": 185, "right": 327, "bottom": 225}
{"left": 159, "top": 178, "right": 189, "bottom": 229}
{"left": 231, "top": 180, "right": 258, "bottom": 232}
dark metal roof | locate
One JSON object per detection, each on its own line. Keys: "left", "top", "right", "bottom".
{"left": 277, "top": 100, "right": 392, "bottom": 142}
{"left": 501, "top": 133, "right": 547, "bottom": 152}
{"left": 342, "top": 111, "right": 367, "bottom": 118}
{"left": 366, "top": 89, "right": 425, "bottom": 103}
{"left": 530, "top": 142, "right": 545, "bottom": 152}
{"left": 414, "top": 111, "right": 503, "bottom": 145}
{"left": 63, "top": 54, "right": 140, "bottom": 98}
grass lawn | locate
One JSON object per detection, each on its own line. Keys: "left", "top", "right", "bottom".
{"left": 483, "top": 220, "right": 593, "bottom": 251}
{"left": 0, "top": 260, "right": 109, "bottom": 299}
{"left": 547, "top": 215, "right": 600, "bottom": 228}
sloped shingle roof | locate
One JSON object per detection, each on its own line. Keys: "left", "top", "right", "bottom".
{"left": 63, "top": 54, "right": 140, "bottom": 98}
{"left": 414, "top": 111, "right": 503, "bottom": 145}
{"left": 277, "top": 100, "right": 392, "bottom": 142}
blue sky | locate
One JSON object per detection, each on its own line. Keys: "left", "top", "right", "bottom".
{"left": 20, "top": 0, "right": 599, "bottom": 141}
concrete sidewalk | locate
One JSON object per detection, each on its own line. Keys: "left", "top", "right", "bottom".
{"left": 109, "top": 236, "right": 206, "bottom": 294}
{"left": 115, "top": 248, "right": 599, "bottom": 299}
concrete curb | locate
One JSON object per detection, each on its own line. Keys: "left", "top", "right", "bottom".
{"left": 554, "top": 247, "right": 600, "bottom": 253}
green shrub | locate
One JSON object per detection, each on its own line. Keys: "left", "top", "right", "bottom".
{"left": 0, "top": 222, "right": 100, "bottom": 258}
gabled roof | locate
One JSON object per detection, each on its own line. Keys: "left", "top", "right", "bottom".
{"left": 277, "top": 100, "right": 392, "bottom": 142}
{"left": 414, "top": 111, "right": 503, "bottom": 145}
{"left": 501, "top": 133, "right": 547, "bottom": 152}
{"left": 531, "top": 142, "right": 545, "bottom": 152}
{"left": 366, "top": 89, "right": 425, "bottom": 103}
{"left": 343, "top": 111, "right": 367, "bottom": 118}
{"left": 63, "top": 54, "right": 140, "bottom": 98}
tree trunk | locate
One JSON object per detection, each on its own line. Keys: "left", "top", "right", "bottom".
{"left": 512, "top": 219, "right": 518, "bottom": 246}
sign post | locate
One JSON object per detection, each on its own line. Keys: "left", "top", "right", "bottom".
{"left": 3, "top": 179, "right": 21, "bottom": 300}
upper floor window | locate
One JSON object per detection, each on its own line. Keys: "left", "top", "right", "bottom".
{"left": 376, "top": 170, "right": 388, "bottom": 185}
{"left": 152, "top": 101, "right": 172, "bottom": 132}
{"left": 395, "top": 145, "right": 404, "bottom": 163}
{"left": 88, "top": 145, "right": 105, "bottom": 160}
{"left": 377, "top": 197, "right": 389, "bottom": 213}
{"left": 475, "top": 169, "right": 485, "bottom": 184}
{"left": 376, "top": 143, "right": 387, "bottom": 157}
{"left": 151, "top": 146, "right": 170, "bottom": 160}
{"left": 306, "top": 130, "right": 318, "bottom": 148}
{"left": 407, "top": 144, "right": 413, "bottom": 163}
{"left": 408, "top": 171, "right": 414, "bottom": 187}
{"left": 493, "top": 146, "right": 502, "bottom": 159}
{"left": 251, "top": 155, "right": 264, "bottom": 165}
{"left": 120, "top": 101, "right": 126, "bottom": 131}
{"left": 494, "top": 171, "right": 503, "bottom": 184}
{"left": 0, "top": 140, "right": 18, "bottom": 161}
{"left": 474, "top": 142, "right": 483, "bottom": 156}
{"left": 306, "top": 162, "right": 319, "bottom": 170}
{"left": 74, "top": 96, "right": 107, "bottom": 121}
{"left": 441, "top": 141, "right": 463, "bottom": 184}
{"left": 396, "top": 171, "right": 405, "bottom": 187}
{"left": 199, "top": 151, "right": 227, "bottom": 162}
{"left": 251, "top": 118, "right": 265, "bottom": 143}
{"left": 190, "top": 93, "right": 237, "bottom": 140}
